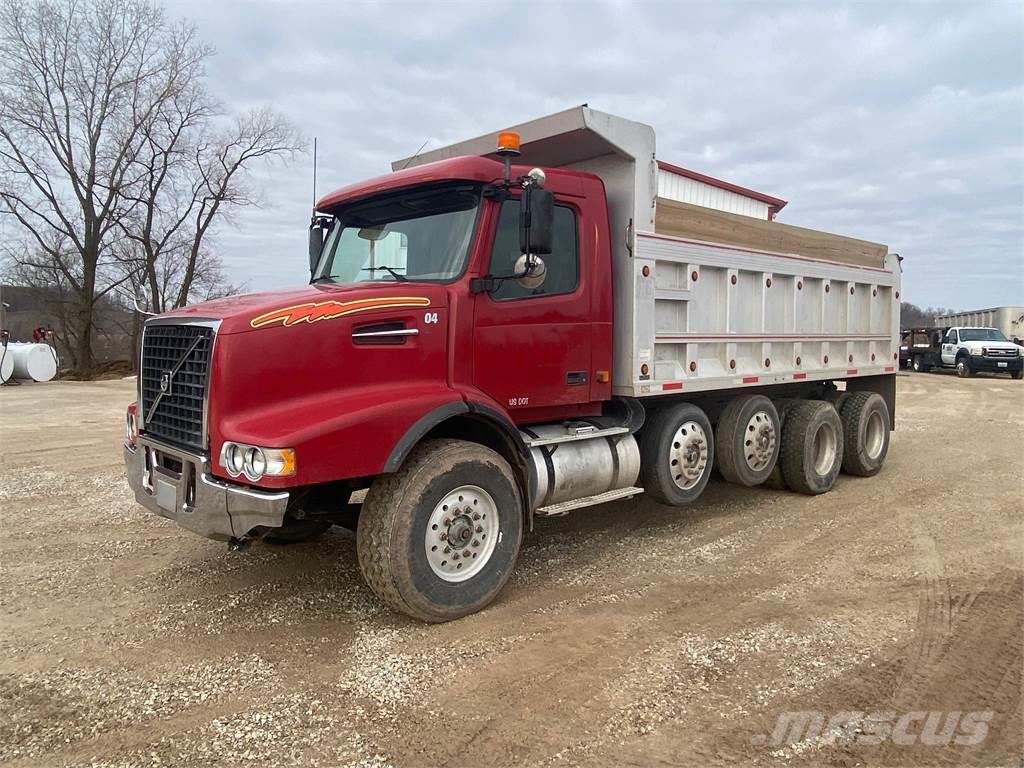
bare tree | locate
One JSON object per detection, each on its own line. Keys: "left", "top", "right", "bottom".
{"left": 121, "top": 99, "right": 300, "bottom": 313}
{"left": 0, "top": 0, "right": 212, "bottom": 368}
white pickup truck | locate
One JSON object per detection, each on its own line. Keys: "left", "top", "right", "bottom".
{"left": 938, "top": 326, "right": 1023, "bottom": 378}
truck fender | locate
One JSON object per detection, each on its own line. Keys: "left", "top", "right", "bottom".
{"left": 384, "top": 399, "right": 531, "bottom": 475}
{"left": 384, "top": 396, "right": 534, "bottom": 526}
{"left": 382, "top": 401, "right": 471, "bottom": 472}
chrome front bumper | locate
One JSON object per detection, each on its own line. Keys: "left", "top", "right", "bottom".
{"left": 124, "top": 437, "right": 289, "bottom": 541}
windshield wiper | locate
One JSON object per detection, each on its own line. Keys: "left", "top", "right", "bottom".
{"left": 310, "top": 275, "right": 338, "bottom": 284}
{"left": 361, "top": 265, "right": 408, "bottom": 282}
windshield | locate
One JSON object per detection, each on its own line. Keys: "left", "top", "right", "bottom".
{"left": 959, "top": 328, "right": 1008, "bottom": 342}
{"left": 313, "top": 183, "right": 482, "bottom": 284}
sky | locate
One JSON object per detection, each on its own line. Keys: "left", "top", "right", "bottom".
{"left": 165, "top": 0, "right": 1023, "bottom": 311}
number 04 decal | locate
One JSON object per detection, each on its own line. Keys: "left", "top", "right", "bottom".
{"left": 424, "top": 312, "right": 439, "bottom": 324}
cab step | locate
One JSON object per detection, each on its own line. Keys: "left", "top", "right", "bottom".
{"left": 523, "top": 424, "right": 630, "bottom": 448}
{"left": 535, "top": 486, "right": 644, "bottom": 517}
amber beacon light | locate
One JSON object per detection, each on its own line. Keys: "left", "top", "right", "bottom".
{"left": 496, "top": 131, "right": 521, "bottom": 155}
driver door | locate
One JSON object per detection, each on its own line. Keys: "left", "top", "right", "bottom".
{"left": 941, "top": 329, "right": 959, "bottom": 365}
{"left": 471, "top": 197, "right": 592, "bottom": 413}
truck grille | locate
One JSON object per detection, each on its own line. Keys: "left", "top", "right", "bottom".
{"left": 140, "top": 324, "right": 214, "bottom": 450}
{"left": 984, "top": 347, "right": 1018, "bottom": 357}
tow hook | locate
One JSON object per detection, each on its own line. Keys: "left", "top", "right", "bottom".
{"left": 228, "top": 537, "right": 251, "bottom": 552}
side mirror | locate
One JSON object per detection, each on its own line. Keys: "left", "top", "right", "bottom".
{"left": 520, "top": 185, "right": 554, "bottom": 256}
{"left": 308, "top": 222, "right": 326, "bottom": 273}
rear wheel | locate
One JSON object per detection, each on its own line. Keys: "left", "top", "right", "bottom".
{"left": 839, "top": 392, "right": 890, "bottom": 477}
{"left": 357, "top": 439, "right": 523, "bottom": 622}
{"left": 639, "top": 403, "right": 714, "bottom": 506}
{"left": 779, "top": 401, "right": 844, "bottom": 495}
{"left": 716, "top": 395, "right": 780, "bottom": 487}
{"left": 764, "top": 399, "right": 799, "bottom": 490}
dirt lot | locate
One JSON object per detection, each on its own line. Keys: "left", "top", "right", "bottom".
{"left": 1, "top": 372, "right": 1021, "bottom": 767}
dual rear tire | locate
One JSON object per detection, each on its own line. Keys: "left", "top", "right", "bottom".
{"left": 640, "top": 391, "right": 890, "bottom": 504}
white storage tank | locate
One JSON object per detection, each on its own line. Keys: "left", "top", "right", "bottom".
{"left": 0, "top": 344, "right": 13, "bottom": 384}
{"left": 9, "top": 342, "right": 58, "bottom": 382}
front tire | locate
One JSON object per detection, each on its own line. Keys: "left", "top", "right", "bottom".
{"left": 639, "top": 403, "right": 714, "bottom": 505}
{"left": 262, "top": 518, "right": 332, "bottom": 544}
{"left": 357, "top": 439, "right": 523, "bottom": 622}
{"left": 956, "top": 356, "right": 973, "bottom": 377}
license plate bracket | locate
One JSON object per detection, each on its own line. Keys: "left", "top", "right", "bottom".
{"left": 997, "top": 361, "right": 1008, "bottom": 368}
{"left": 156, "top": 477, "right": 178, "bottom": 512}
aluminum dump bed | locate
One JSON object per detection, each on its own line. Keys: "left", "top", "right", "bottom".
{"left": 396, "top": 106, "right": 901, "bottom": 397}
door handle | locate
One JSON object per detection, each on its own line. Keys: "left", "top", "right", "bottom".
{"left": 566, "top": 371, "right": 587, "bottom": 386}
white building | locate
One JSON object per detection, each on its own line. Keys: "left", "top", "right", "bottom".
{"left": 656, "top": 160, "right": 787, "bottom": 221}
{"left": 936, "top": 306, "right": 1024, "bottom": 340}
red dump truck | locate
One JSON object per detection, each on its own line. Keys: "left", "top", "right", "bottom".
{"left": 124, "top": 107, "right": 900, "bottom": 621}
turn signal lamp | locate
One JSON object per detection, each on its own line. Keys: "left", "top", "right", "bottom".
{"left": 496, "top": 130, "right": 521, "bottom": 156}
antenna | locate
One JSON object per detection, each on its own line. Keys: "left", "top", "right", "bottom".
{"left": 311, "top": 136, "right": 317, "bottom": 214}
{"left": 400, "top": 139, "right": 429, "bottom": 171}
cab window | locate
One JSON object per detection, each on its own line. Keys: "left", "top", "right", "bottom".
{"left": 488, "top": 199, "right": 578, "bottom": 301}
{"left": 945, "top": 329, "right": 959, "bottom": 344}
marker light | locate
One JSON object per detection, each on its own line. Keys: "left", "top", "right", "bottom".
{"left": 496, "top": 130, "right": 521, "bottom": 156}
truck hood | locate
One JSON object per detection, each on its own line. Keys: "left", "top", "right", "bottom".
{"left": 159, "top": 282, "right": 449, "bottom": 335}
{"left": 966, "top": 341, "right": 1020, "bottom": 352}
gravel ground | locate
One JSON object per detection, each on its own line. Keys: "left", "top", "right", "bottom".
{"left": 1, "top": 372, "right": 1021, "bottom": 767}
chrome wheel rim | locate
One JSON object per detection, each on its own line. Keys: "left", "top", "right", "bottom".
{"left": 865, "top": 410, "right": 886, "bottom": 460}
{"left": 425, "top": 485, "right": 498, "bottom": 582}
{"left": 812, "top": 422, "right": 838, "bottom": 476}
{"left": 743, "top": 411, "right": 777, "bottom": 472}
{"left": 669, "top": 421, "right": 709, "bottom": 490}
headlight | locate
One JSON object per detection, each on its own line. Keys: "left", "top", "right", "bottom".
{"left": 245, "top": 447, "right": 267, "bottom": 479}
{"left": 220, "top": 442, "right": 295, "bottom": 480}
{"left": 225, "top": 443, "right": 245, "bottom": 476}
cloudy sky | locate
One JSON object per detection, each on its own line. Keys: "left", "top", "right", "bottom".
{"left": 166, "top": 0, "right": 1023, "bottom": 310}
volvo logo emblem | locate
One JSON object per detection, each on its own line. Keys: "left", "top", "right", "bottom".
{"left": 160, "top": 371, "right": 172, "bottom": 395}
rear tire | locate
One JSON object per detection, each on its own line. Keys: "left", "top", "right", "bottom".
{"left": 839, "top": 392, "right": 890, "bottom": 477}
{"left": 715, "top": 395, "right": 780, "bottom": 487}
{"left": 764, "top": 399, "right": 799, "bottom": 490}
{"left": 356, "top": 439, "right": 523, "bottom": 622}
{"left": 639, "top": 403, "right": 714, "bottom": 506}
{"left": 779, "top": 401, "right": 844, "bottom": 495}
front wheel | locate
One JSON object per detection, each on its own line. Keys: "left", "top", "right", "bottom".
{"left": 1012, "top": 369, "right": 1023, "bottom": 380}
{"left": 956, "top": 357, "right": 973, "bottom": 377}
{"left": 357, "top": 439, "right": 523, "bottom": 622}
{"left": 262, "top": 518, "right": 332, "bottom": 544}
